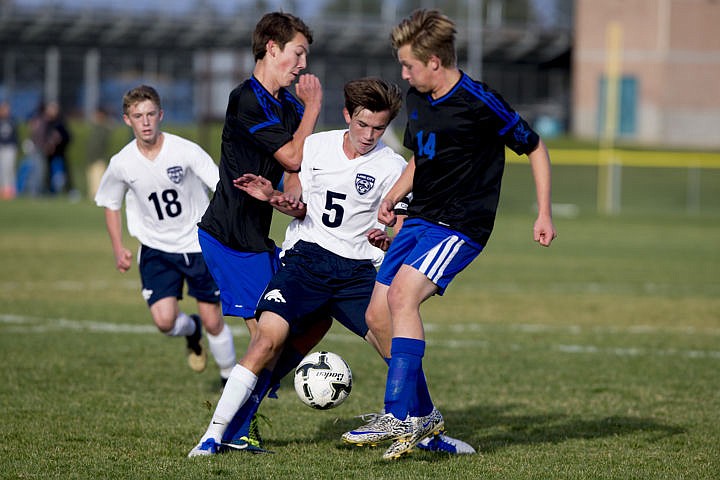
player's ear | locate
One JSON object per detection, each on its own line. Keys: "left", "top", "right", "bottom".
{"left": 267, "top": 40, "right": 277, "bottom": 58}
{"left": 429, "top": 56, "right": 441, "bottom": 71}
{"left": 122, "top": 114, "right": 132, "bottom": 128}
{"left": 342, "top": 107, "right": 352, "bottom": 125}
{"left": 158, "top": 109, "right": 164, "bottom": 122}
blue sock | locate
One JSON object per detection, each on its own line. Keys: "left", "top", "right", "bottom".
{"left": 268, "top": 346, "right": 306, "bottom": 398}
{"left": 222, "top": 368, "right": 272, "bottom": 443}
{"left": 384, "top": 337, "right": 425, "bottom": 420}
{"left": 414, "top": 367, "right": 434, "bottom": 417}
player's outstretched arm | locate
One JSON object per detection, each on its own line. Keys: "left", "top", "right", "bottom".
{"left": 233, "top": 173, "right": 276, "bottom": 201}
{"left": 233, "top": 173, "right": 306, "bottom": 218}
{"left": 269, "top": 194, "right": 306, "bottom": 218}
{"left": 527, "top": 139, "right": 557, "bottom": 247}
{"left": 103, "top": 208, "right": 132, "bottom": 272}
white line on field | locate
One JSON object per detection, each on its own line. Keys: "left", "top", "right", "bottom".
{"left": 3, "top": 313, "right": 719, "bottom": 360}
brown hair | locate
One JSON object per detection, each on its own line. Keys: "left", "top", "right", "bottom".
{"left": 390, "top": 9, "right": 457, "bottom": 67}
{"left": 252, "top": 12, "right": 314, "bottom": 61}
{"left": 122, "top": 85, "right": 161, "bottom": 115}
{"left": 344, "top": 77, "right": 403, "bottom": 122}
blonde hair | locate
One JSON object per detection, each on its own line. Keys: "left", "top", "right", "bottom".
{"left": 390, "top": 9, "right": 457, "bottom": 67}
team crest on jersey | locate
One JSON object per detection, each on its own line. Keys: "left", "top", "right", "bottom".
{"left": 513, "top": 122, "right": 532, "bottom": 144}
{"left": 355, "top": 173, "right": 375, "bottom": 195}
{"left": 167, "top": 166, "right": 184, "bottom": 184}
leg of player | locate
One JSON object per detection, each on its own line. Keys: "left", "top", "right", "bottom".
{"left": 345, "top": 277, "right": 473, "bottom": 455}
{"left": 381, "top": 266, "right": 445, "bottom": 460}
{"left": 188, "top": 312, "right": 290, "bottom": 457}
{"left": 221, "top": 315, "right": 333, "bottom": 452}
{"left": 150, "top": 296, "right": 207, "bottom": 373}
{"left": 197, "top": 300, "right": 236, "bottom": 384}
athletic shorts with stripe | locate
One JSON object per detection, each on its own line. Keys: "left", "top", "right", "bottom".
{"left": 376, "top": 218, "right": 483, "bottom": 295}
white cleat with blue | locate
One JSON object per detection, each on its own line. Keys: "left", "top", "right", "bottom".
{"left": 188, "top": 438, "right": 222, "bottom": 457}
{"left": 417, "top": 433, "right": 476, "bottom": 454}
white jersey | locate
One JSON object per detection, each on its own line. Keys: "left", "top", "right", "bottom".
{"left": 282, "top": 129, "right": 406, "bottom": 266}
{"left": 94, "top": 132, "right": 219, "bottom": 253}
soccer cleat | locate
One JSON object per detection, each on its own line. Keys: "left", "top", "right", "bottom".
{"left": 248, "top": 414, "right": 263, "bottom": 446}
{"left": 187, "top": 438, "right": 221, "bottom": 457}
{"left": 186, "top": 314, "right": 207, "bottom": 373}
{"left": 382, "top": 408, "right": 445, "bottom": 460}
{"left": 342, "top": 413, "right": 413, "bottom": 446}
{"left": 417, "top": 433, "right": 476, "bottom": 454}
{"left": 222, "top": 436, "right": 272, "bottom": 454}
{"left": 221, "top": 414, "right": 273, "bottom": 454}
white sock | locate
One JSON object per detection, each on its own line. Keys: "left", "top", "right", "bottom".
{"left": 166, "top": 311, "right": 195, "bottom": 337}
{"left": 202, "top": 364, "right": 257, "bottom": 442}
{"left": 207, "top": 323, "right": 236, "bottom": 377}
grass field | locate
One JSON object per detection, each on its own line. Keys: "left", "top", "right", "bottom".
{"left": 1, "top": 184, "right": 719, "bottom": 478}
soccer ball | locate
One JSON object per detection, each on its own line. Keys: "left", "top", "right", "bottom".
{"left": 294, "top": 351, "right": 352, "bottom": 410}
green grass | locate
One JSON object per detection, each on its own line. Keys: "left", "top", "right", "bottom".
{"left": 1, "top": 186, "right": 719, "bottom": 478}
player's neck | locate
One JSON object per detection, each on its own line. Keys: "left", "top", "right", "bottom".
{"left": 253, "top": 63, "right": 281, "bottom": 98}
{"left": 136, "top": 132, "right": 164, "bottom": 161}
{"left": 430, "top": 68, "right": 462, "bottom": 100}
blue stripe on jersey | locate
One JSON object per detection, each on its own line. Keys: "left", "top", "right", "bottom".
{"left": 413, "top": 235, "right": 466, "bottom": 284}
{"left": 282, "top": 90, "right": 305, "bottom": 117}
{"left": 459, "top": 74, "right": 520, "bottom": 133}
{"left": 249, "top": 77, "right": 280, "bottom": 133}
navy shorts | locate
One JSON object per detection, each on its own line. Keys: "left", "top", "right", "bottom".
{"left": 198, "top": 228, "right": 280, "bottom": 319}
{"left": 256, "top": 241, "right": 375, "bottom": 339}
{"left": 377, "top": 218, "right": 483, "bottom": 295}
{"left": 138, "top": 245, "right": 220, "bottom": 306}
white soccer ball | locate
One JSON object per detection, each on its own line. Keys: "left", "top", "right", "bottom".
{"left": 294, "top": 351, "right": 352, "bottom": 410}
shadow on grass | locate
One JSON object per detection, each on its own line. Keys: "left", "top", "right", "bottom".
{"left": 312, "top": 403, "right": 686, "bottom": 457}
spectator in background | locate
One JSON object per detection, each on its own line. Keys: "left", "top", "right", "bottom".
{"left": 43, "top": 101, "right": 73, "bottom": 196}
{"left": 17, "top": 102, "right": 49, "bottom": 197}
{"left": 86, "top": 107, "right": 113, "bottom": 199}
{"left": 0, "top": 101, "right": 18, "bottom": 199}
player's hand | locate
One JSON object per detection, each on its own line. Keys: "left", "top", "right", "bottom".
{"left": 377, "top": 198, "right": 397, "bottom": 227}
{"left": 270, "top": 193, "right": 306, "bottom": 217}
{"left": 233, "top": 173, "right": 274, "bottom": 201}
{"left": 367, "top": 228, "right": 392, "bottom": 251}
{"left": 533, "top": 215, "right": 557, "bottom": 247}
{"left": 295, "top": 74, "right": 322, "bottom": 110}
{"left": 114, "top": 247, "right": 133, "bottom": 273}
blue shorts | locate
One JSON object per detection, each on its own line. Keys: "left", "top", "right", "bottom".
{"left": 256, "top": 241, "right": 374, "bottom": 338}
{"left": 198, "top": 228, "right": 280, "bottom": 319}
{"left": 377, "top": 218, "right": 483, "bottom": 295}
{"left": 138, "top": 245, "right": 220, "bottom": 306}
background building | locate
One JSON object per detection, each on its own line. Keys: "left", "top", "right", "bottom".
{"left": 572, "top": 0, "right": 720, "bottom": 148}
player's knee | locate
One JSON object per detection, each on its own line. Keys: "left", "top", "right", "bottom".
{"left": 386, "top": 285, "right": 411, "bottom": 315}
{"left": 153, "top": 315, "right": 176, "bottom": 334}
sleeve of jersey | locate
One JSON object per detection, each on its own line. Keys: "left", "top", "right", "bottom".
{"left": 503, "top": 117, "right": 540, "bottom": 156}
{"left": 237, "top": 89, "right": 295, "bottom": 155}
{"left": 191, "top": 144, "right": 220, "bottom": 192}
{"left": 93, "top": 159, "right": 126, "bottom": 210}
{"left": 482, "top": 88, "right": 540, "bottom": 155}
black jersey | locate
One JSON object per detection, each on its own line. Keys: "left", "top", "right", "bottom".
{"left": 199, "top": 76, "right": 305, "bottom": 252}
{"left": 402, "top": 72, "right": 539, "bottom": 246}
